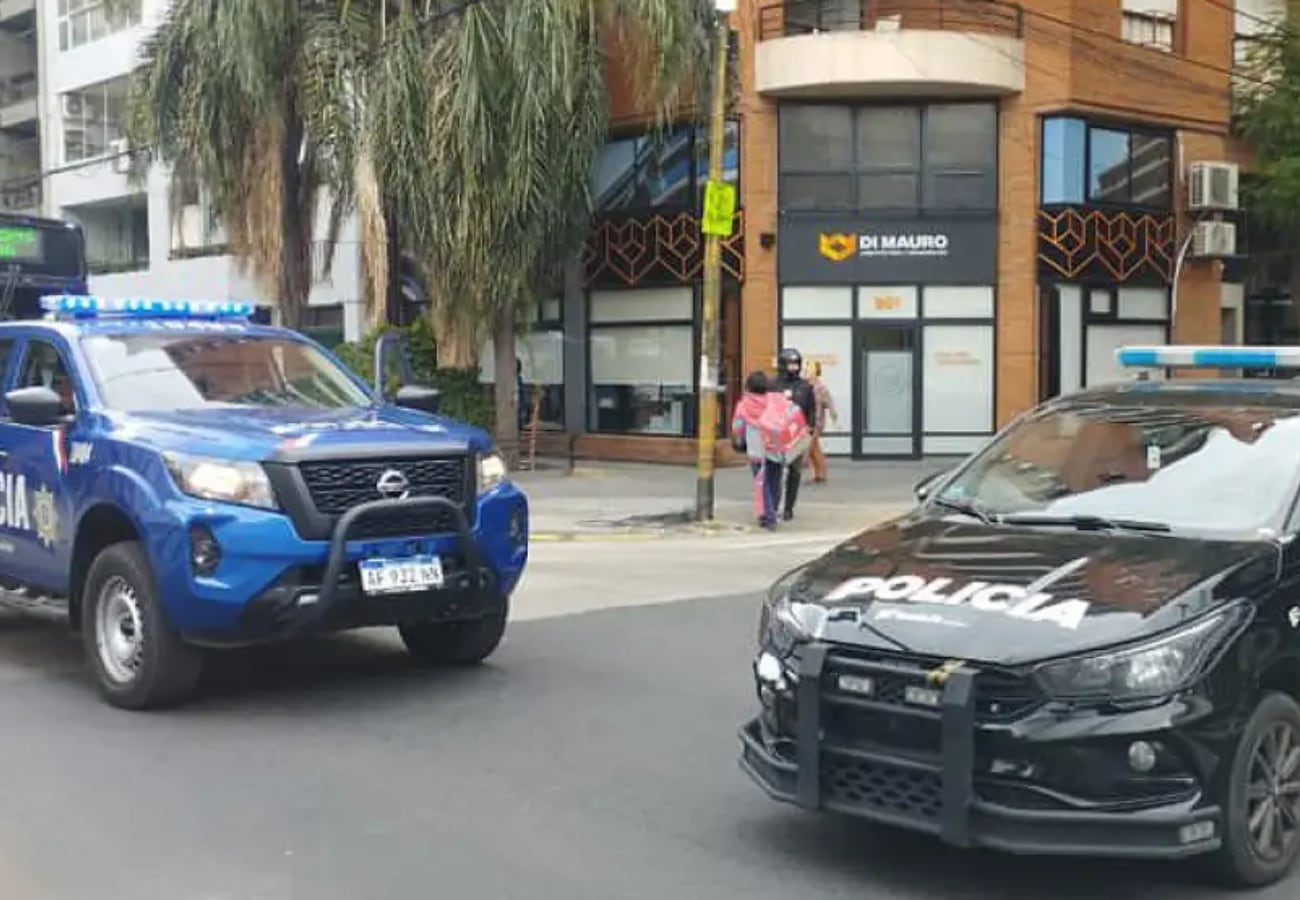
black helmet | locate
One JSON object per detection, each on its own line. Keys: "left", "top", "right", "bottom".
{"left": 778, "top": 348, "right": 802, "bottom": 374}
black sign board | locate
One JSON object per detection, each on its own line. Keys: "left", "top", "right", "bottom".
{"left": 779, "top": 217, "right": 997, "bottom": 284}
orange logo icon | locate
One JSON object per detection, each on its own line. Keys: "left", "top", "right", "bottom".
{"left": 818, "top": 233, "right": 856, "bottom": 263}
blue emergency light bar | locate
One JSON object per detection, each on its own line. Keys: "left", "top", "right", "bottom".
{"left": 39, "top": 294, "right": 254, "bottom": 320}
{"left": 1116, "top": 345, "right": 1300, "bottom": 370}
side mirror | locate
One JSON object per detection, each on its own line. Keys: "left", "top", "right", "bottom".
{"left": 914, "top": 469, "right": 948, "bottom": 502}
{"left": 6, "top": 386, "right": 65, "bottom": 427}
{"left": 395, "top": 384, "right": 441, "bottom": 415}
{"left": 374, "top": 332, "right": 415, "bottom": 398}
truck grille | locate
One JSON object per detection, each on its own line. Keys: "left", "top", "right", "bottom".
{"left": 297, "top": 455, "right": 471, "bottom": 537}
{"left": 820, "top": 648, "right": 1043, "bottom": 757}
{"left": 823, "top": 756, "right": 942, "bottom": 825}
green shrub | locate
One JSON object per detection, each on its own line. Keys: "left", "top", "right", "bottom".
{"left": 333, "top": 321, "right": 494, "bottom": 431}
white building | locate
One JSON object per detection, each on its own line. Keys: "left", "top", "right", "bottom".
{"left": 32, "top": 0, "right": 364, "bottom": 344}
{"left": 0, "top": 0, "right": 41, "bottom": 215}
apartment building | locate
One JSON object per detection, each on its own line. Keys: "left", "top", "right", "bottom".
{"left": 508, "top": 0, "right": 1256, "bottom": 463}
{"left": 0, "top": 0, "right": 40, "bottom": 215}
{"left": 33, "top": 0, "right": 360, "bottom": 345}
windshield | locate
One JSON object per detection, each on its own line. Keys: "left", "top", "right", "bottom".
{"left": 80, "top": 332, "right": 374, "bottom": 412}
{"left": 935, "top": 397, "right": 1300, "bottom": 539}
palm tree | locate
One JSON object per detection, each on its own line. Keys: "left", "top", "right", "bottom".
{"left": 116, "top": 0, "right": 717, "bottom": 462}
{"left": 369, "top": 0, "right": 717, "bottom": 462}
{"left": 112, "top": 0, "right": 376, "bottom": 329}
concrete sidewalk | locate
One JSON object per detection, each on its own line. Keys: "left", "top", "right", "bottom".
{"left": 513, "top": 458, "right": 951, "bottom": 540}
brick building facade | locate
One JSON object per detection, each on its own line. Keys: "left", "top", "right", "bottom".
{"left": 523, "top": 0, "right": 1241, "bottom": 464}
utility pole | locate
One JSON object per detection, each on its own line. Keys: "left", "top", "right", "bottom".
{"left": 695, "top": 1, "right": 736, "bottom": 522}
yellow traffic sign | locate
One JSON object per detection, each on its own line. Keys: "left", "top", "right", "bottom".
{"left": 701, "top": 180, "right": 736, "bottom": 237}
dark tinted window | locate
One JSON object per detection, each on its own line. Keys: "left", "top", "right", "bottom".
{"left": 591, "top": 121, "right": 740, "bottom": 213}
{"left": 1042, "top": 116, "right": 1171, "bottom": 208}
{"left": 779, "top": 102, "right": 997, "bottom": 212}
{"left": 937, "top": 399, "right": 1300, "bottom": 538}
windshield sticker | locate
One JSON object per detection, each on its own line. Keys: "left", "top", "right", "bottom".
{"left": 825, "top": 575, "right": 1091, "bottom": 630}
{"left": 1146, "top": 445, "right": 1162, "bottom": 470}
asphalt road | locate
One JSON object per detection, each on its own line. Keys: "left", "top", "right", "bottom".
{"left": 0, "top": 593, "right": 1297, "bottom": 900}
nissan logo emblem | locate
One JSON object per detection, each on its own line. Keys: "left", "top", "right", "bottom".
{"left": 375, "top": 468, "right": 411, "bottom": 499}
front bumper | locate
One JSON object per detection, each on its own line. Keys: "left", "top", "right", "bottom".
{"left": 738, "top": 643, "right": 1222, "bottom": 860}
{"left": 151, "top": 484, "right": 528, "bottom": 639}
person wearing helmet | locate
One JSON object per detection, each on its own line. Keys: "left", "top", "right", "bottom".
{"left": 773, "top": 347, "right": 816, "bottom": 520}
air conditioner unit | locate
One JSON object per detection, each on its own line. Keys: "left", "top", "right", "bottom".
{"left": 1188, "top": 161, "right": 1239, "bottom": 211}
{"left": 1191, "top": 220, "right": 1237, "bottom": 258}
{"left": 109, "top": 139, "right": 131, "bottom": 173}
{"left": 61, "top": 95, "right": 83, "bottom": 117}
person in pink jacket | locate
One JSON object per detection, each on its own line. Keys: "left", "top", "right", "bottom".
{"left": 730, "top": 371, "right": 810, "bottom": 529}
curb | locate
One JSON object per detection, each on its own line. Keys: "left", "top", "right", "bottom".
{"left": 530, "top": 522, "right": 756, "bottom": 543}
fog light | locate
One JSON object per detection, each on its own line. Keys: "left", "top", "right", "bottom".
{"left": 1128, "top": 740, "right": 1157, "bottom": 773}
{"left": 904, "top": 685, "right": 942, "bottom": 708}
{"left": 756, "top": 652, "right": 787, "bottom": 691}
{"left": 189, "top": 525, "right": 221, "bottom": 576}
{"left": 1179, "top": 821, "right": 1215, "bottom": 844}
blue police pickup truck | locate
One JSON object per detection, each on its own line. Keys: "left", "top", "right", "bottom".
{"left": 0, "top": 295, "right": 529, "bottom": 709}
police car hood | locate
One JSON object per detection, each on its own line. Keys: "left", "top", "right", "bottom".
{"left": 787, "top": 513, "right": 1275, "bottom": 664}
{"left": 105, "top": 405, "right": 488, "bottom": 461}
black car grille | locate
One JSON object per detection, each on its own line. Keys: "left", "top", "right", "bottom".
{"left": 297, "top": 455, "right": 471, "bottom": 537}
{"left": 823, "top": 756, "right": 942, "bottom": 824}
{"left": 819, "top": 648, "right": 1043, "bottom": 757}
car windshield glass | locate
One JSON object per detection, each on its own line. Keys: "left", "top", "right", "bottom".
{"left": 80, "top": 332, "right": 373, "bottom": 411}
{"left": 935, "top": 397, "right": 1300, "bottom": 539}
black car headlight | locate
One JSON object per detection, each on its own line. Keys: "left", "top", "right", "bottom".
{"left": 1033, "top": 602, "right": 1250, "bottom": 702}
{"left": 760, "top": 565, "right": 826, "bottom": 655}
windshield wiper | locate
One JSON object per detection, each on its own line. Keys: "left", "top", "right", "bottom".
{"left": 932, "top": 496, "right": 999, "bottom": 525}
{"left": 999, "top": 513, "right": 1171, "bottom": 534}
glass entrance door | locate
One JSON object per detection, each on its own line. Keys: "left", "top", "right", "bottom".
{"left": 855, "top": 325, "right": 918, "bottom": 457}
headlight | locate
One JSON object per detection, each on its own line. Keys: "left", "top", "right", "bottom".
{"left": 760, "top": 566, "right": 825, "bottom": 655}
{"left": 1033, "top": 605, "right": 1247, "bottom": 702}
{"left": 163, "top": 453, "right": 278, "bottom": 510}
{"left": 477, "top": 452, "right": 507, "bottom": 491}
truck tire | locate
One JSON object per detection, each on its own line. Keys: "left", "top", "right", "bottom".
{"left": 1208, "top": 691, "right": 1300, "bottom": 887}
{"left": 398, "top": 608, "right": 508, "bottom": 666}
{"left": 81, "top": 541, "right": 203, "bottom": 710}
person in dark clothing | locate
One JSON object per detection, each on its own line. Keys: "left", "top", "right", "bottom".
{"left": 773, "top": 347, "right": 816, "bottom": 520}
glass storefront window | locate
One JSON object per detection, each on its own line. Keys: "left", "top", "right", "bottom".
{"left": 588, "top": 288, "right": 694, "bottom": 436}
{"left": 479, "top": 299, "right": 565, "bottom": 428}
{"left": 922, "top": 324, "right": 993, "bottom": 434}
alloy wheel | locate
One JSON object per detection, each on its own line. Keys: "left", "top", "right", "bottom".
{"left": 1246, "top": 721, "right": 1300, "bottom": 862}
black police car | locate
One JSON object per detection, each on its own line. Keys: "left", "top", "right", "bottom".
{"left": 740, "top": 345, "right": 1300, "bottom": 887}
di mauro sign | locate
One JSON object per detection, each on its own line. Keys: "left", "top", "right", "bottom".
{"left": 782, "top": 218, "right": 997, "bottom": 284}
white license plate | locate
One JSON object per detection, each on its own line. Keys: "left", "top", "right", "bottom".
{"left": 358, "top": 556, "right": 444, "bottom": 595}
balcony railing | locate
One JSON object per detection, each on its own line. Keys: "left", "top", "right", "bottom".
{"left": 0, "top": 175, "right": 39, "bottom": 212}
{"left": 757, "top": 0, "right": 1023, "bottom": 42}
{"left": 88, "top": 255, "right": 149, "bottom": 276}
{"left": 0, "top": 74, "right": 37, "bottom": 107}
